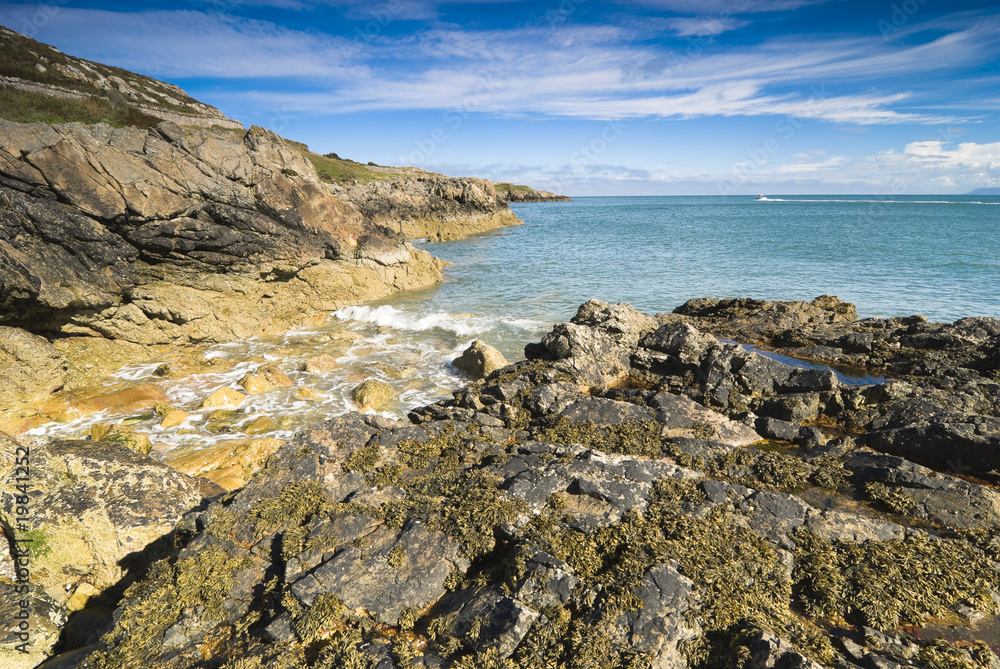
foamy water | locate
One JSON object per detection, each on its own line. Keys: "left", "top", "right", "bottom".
{"left": 27, "top": 304, "right": 550, "bottom": 453}
{"left": 27, "top": 194, "right": 1000, "bottom": 454}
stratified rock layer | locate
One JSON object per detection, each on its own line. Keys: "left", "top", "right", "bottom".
{"left": 0, "top": 118, "right": 443, "bottom": 345}
{"left": 330, "top": 176, "right": 522, "bottom": 241}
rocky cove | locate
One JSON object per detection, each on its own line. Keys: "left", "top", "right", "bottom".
{"left": 1, "top": 24, "right": 1000, "bottom": 669}
{"left": 3, "top": 292, "right": 1000, "bottom": 669}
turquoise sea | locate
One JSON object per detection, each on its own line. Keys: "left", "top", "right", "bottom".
{"left": 31, "top": 194, "right": 1000, "bottom": 444}
{"left": 381, "top": 194, "right": 1000, "bottom": 359}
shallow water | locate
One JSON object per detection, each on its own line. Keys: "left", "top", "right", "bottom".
{"left": 27, "top": 195, "right": 1000, "bottom": 450}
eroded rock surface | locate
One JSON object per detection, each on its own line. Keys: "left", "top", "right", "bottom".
{"left": 73, "top": 298, "right": 1000, "bottom": 669}
{"left": 0, "top": 118, "right": 443, "bottom": 345}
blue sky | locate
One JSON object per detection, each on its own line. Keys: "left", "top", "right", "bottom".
{"left": 2, "top": 0, "right": 1000, "bottom": 195}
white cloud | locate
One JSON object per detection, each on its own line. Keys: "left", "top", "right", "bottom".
{"left": 6, "top": 5, "right": 997, "bottom": 128}
{"left": 664, "top": 16, "right": 751, "bottom": 37}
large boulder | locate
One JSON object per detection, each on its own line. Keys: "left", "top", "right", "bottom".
{"left": 525, "top": 300, "right": 659, "bottom": 387}
{"left": 453, "top": 339, "right": 508, "bottom": 379}
{"left": 0, "top": 434, "right": 222, "bottom": 603}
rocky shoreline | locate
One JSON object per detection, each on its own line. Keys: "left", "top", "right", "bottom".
{"left": 2, "top": 296, "right": 998, "bottom": 669}
{"left": 494, "top": 182, "right": 572, "bottom": 203}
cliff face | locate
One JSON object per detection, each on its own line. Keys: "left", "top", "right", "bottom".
{"left": 329, "top": 173, "right": 522, "bottom": 241}
{"left": 0, "top": 118, "right": 443, "bottom": 345}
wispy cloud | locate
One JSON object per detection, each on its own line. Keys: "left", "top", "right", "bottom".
{"left": 664, "top": 16, "right": 751, "bottom": 36}
{"left": 4, "top": 4, "right": 997, "bottom": 129}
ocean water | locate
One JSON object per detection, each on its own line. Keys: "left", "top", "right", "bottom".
{"left": 30, "top": 195, "right": 1000, "bottom": 447}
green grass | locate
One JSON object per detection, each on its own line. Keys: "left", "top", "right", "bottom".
{"left": 0, "top": 86, "right": 161, "bottom": 128}
{"left": 0, "top": 26, "right": 217, "bottom": 128}
{"left": 282, "top": 139, "right": 397, "bottom": 184}
{"left": 494, "top": 182, "right": 539, "bottom": 194}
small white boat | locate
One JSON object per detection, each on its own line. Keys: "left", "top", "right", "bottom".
{"left": 755, "top": 194, "right": 766, "bottom": 200}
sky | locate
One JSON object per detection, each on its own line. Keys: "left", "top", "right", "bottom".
{"left": 2, "top": 0, "right": 1000, "bottom": 195}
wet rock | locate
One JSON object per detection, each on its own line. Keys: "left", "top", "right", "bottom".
{"left": 243, "top": 415, "right": 279, "bottom": 435}
{"left": 295, "top": 386, "right": 327, "bottom": 401}
{"left": 352, "top": 378, "right": 395, "bottom": 411}
{"left": 452, "top": 339, "right": 508, "bottom": 379}
{"left": 200, "top": 386, "right": 246, "bottom": 409}
{"left": 88, "top": 423, "right": 153, "bottom": 455}
{"left": 69, "top": 383, "right": 168, "bottom": 417}
{"left": 303, "top": 353, "right": 338, "bottom": 373}
{"left": 158, "top": 409, "right": 190, "bottom": 429}
{"left": 163, "top": 437, "right": 284, "bottom": 490}
{"left": 237, "top": 363, "right": 293, "bottom": 394}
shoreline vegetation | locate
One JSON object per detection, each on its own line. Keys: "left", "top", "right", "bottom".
{"left": 1, "top": 24, "right": 998, "bottom": 669}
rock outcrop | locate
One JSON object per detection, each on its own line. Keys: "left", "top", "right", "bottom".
{"left": 63, "top": 298, "right": 999, "bottom": 669}
{"left": 494, "top": 182, "right": 572, "bottom": 203}
{"left": 330, "top": 176, "right": 522, "bottom": 241}
{"left": 0, "top": 118, "right": 443, "bottom": 346}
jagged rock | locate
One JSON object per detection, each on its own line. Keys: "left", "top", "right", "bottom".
{"left": 0, "top": 326, "right": 67, "bottom": 414}
{"left": 611, "top": 564, "right": 700, "bottom": 669}
{"left": 526, "top": 300, "right": 658, "bottom": 387}
{"left": 844, "top": 451, "right": 1000, "bottom": 528}
{"left": 67, "top": 300, "right": 1000, "bottom": 669}
{"left": 0, "top": 117, "right": 445, "bottom": 345}
{"left": 452, "top": 340, "right": 508, "bottom": 379}
{"left": 288, "top": 519, "right": 461, "bottom": 625}
{"left": 330, "top": 175, "right": 521, "bottom": 242}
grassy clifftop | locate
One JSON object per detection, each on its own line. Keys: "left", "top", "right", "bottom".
{"left": 0, "top": 24, "right": 241, "bottom": 128}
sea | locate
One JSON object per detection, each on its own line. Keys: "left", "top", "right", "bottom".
{"left": 31, "top": 195, "right": 1000, "bottom": 449}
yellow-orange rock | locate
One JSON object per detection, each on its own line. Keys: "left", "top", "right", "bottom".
{"left": 201, "top": 387, "right": 246, "bottom": 409}
{"left": 89, "top": 423, "right": 153, "bottom": 455}
{"left": 72, "top": 383, "right": 168, "bottom": 415}
{"left": 244, "top": 415, "right": 278, "bottom": 435}
{"left": 295, "top": 387, "right": 327, "bottom": 402}
{"left": 351, "top": 379, "right": 394, "bottom": 411}
{"left": 238, "top": 364, "right": 293, "bottom": 394}
{"left": 303, "top": 354, "right": 338, "bottom": 374}
{"left": 163, "top": 437, "right": 284, "bottom": 490}
{"left": 159, "top": 409, "right": 191, "bottom": 429}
